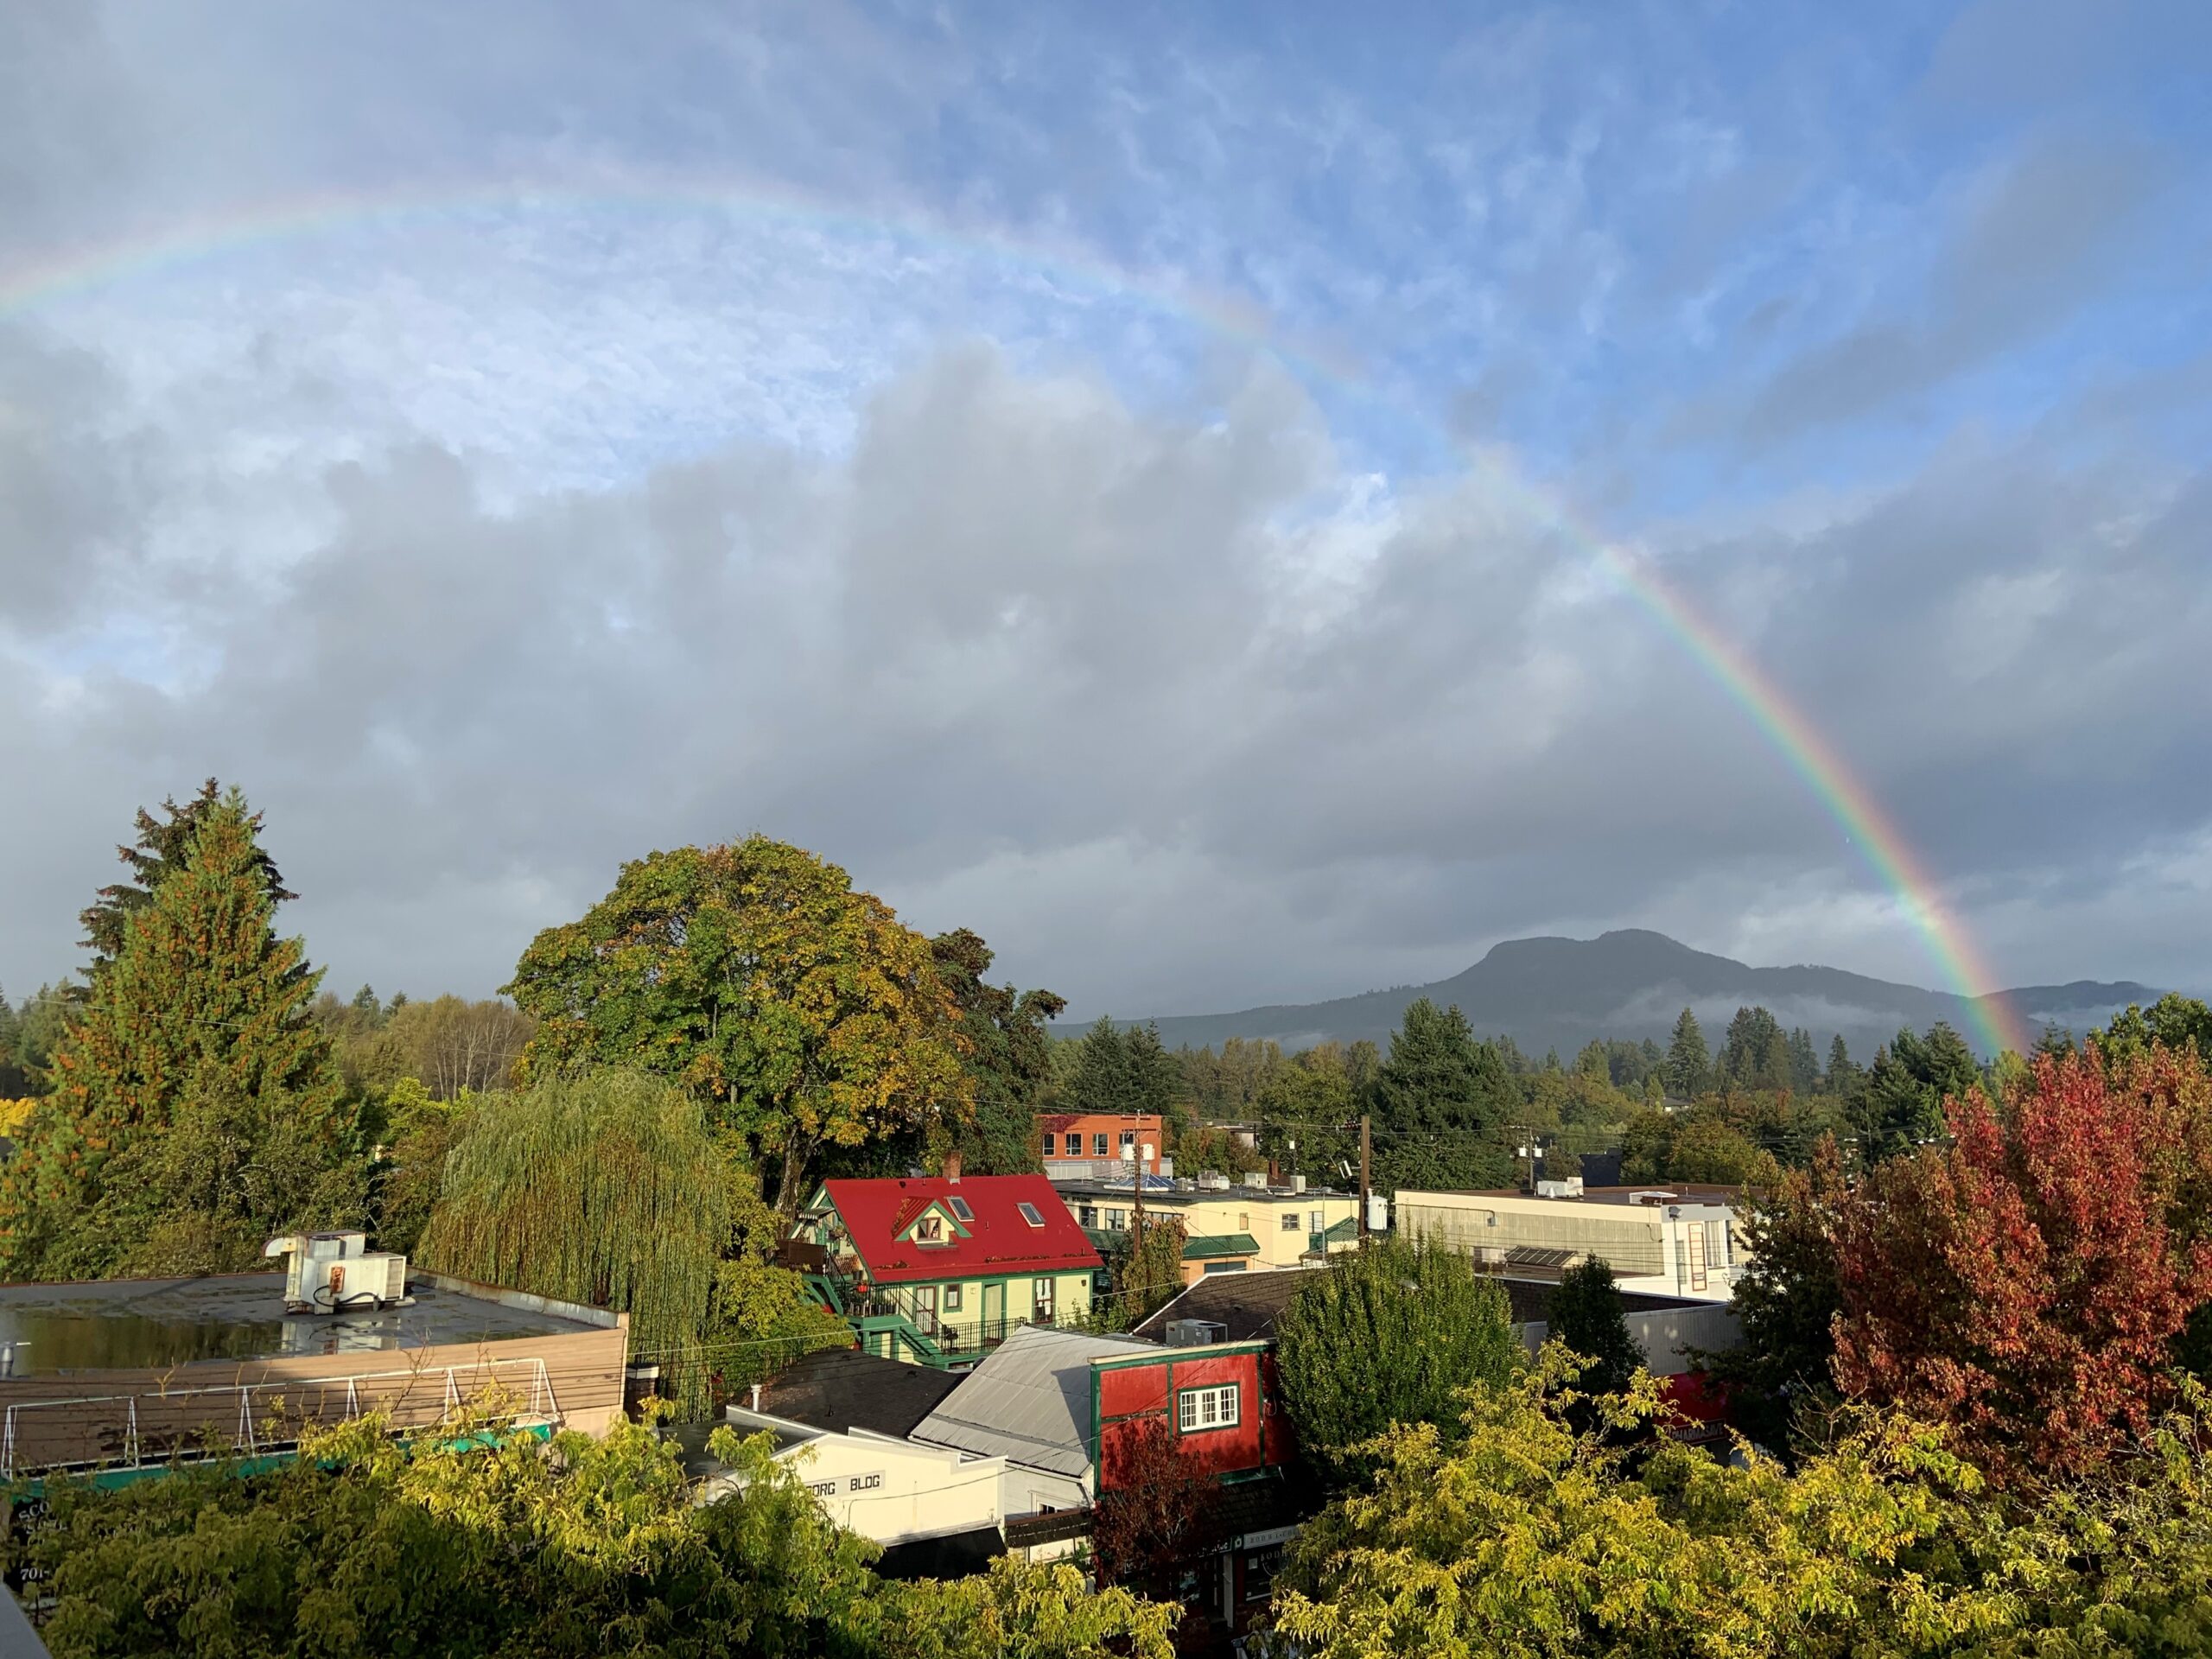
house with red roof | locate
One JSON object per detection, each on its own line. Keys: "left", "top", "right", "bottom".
{"left": 793, "top": 1154, "right": 1102, "bottom": 1368}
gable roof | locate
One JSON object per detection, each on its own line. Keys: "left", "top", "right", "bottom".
{"left": 911, "top": 1325, "right": 1154, "bottom": 1478}
{"left": 753, "top": 1346, "right": 966, "bottom": 1440}
{"left": 1130, "top": 1264, "right": 1327, "bottom": 1344}
{"left": 823, "top": 1175, "right": 1100, "bottom": 1286}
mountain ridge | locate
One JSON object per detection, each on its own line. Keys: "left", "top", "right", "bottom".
{"left": 1075, "top": 929, "right": 2164, "bottom": 1060}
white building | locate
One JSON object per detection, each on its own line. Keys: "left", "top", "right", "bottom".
{"left": 706, "top": 1348, "right": 1007, "bottom": 1575}
{"left": 1395, "top": 1181, "right": 1747, "bottom": 1300}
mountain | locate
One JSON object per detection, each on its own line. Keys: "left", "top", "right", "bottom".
{"left": 1099, "top": 930, "right": 2162, "bottom": 1061}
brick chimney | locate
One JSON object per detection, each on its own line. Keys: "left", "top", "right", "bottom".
{"left": 943, "top": 1148, "right": 963, "bottom": 1183}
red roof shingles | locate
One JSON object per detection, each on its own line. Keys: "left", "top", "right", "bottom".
{"left": 823, "top": 1175, "right": 1100, "bottom": 1286}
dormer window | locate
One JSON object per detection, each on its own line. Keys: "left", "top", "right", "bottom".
{"left": 947, "top": 1197, "right": 974, "bottom": 1223}
{"left": 1017, "top": 1202, "right": 1045, "bottom": 1228}
{"left": 914, "top": 1214, "right": 946, "bottom": 1244}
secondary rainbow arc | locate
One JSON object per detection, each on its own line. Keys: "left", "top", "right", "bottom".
{"left": 0, "top": 176, "right": 2030, "bottom": 1055}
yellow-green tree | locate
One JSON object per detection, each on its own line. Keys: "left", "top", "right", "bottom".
{"left": 1272, "top": 1345, "right": 2212, "bottom": 1657}
{"left": 505, "top": 836, "right": 973, "bottom": 1212}
{"left": 11, "top": 1404, "right": 1176, "bottom": 1659}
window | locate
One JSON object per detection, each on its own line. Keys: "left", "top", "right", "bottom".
{"left": 1033, "top": 1277, "right": 1055, "bottom": 1322}
{"left": 1041, "top": 1132, "right": 1056, "bottom": 1157}
{"left": 1281, "top": 1212, "right": 1300, "bottom": 1232}
{"left": 1120, "top": 1129, "right": 1136, "bottom": 1151}
{"left": 914, "top": 1214, "right": 944, "bottom": 1243}
{"left": 912, "top": 1285, "right": 938, "bottom": 1331}
{"left": 1309, "top": 1210, "right": 1324, "bottom": 1235}
{"left": 1244, "top": 1545, "right": 1283, "bottom": 1602}
{"left": 1017, "top": 1201, "right": 1045, "bottom": 1227}
{"left": 1092, "top": 1133, "right": 1109, "bottom": 1155}
{"left": 1176, "top": 1382, "right": 1240, "bottom": 1433}
{"left": 1239, "top": 1211, "right": 1249, "bottom": 1231}
{"left": 1107, "top": 1208, "right": 1127, "bottom": 1230}
{"left": 1079, "top": 1205, "right": 1097, "bottom": 1228}
{"left": 947, "top": 1196, "right": 974, "bottom": 1222}
{"left": 944, "top": 1284, "right": 963, "bottom": 1312}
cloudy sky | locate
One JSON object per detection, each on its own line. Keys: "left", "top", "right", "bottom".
{"left": 3, "top": 0, "right": 2208, "bottom": 1020}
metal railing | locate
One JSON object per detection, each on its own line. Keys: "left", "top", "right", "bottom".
{"left": 0, "top": 1355, "right": 562, "bottom": 1480}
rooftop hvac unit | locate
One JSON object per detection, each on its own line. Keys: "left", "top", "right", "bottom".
{"left": 1164, "top": 1319, "right": 1229, "bottom": 1348}
{"left": 1198, "top": 1173, "right": 1233, "bottom": 1191}
{"left": 1290, "top": 1174, "right": 1306, "bottom": 1193}
{"left": 1241, "top": 1170, "right": 1268, "bottom": 1189}
{"left": 265, "top": 1232, "right": 410, "bottom": 1315}
{"left": 1535, "top": 1179, "right": 1584, "bottom": 1200}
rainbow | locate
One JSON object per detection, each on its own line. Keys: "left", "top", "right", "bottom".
{"left": 0, "top": 178, "right": 2028, "bottom": 1055}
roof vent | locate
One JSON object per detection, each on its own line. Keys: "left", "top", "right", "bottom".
{"left": 1164, "top": 1319, "right": 1228, "bottom": 1348}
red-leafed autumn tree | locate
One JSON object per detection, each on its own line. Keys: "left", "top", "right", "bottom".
{"left": 1091, "top": 1418, "right": 1224, "bottom": 1595}
{"left": 1832, "top": 1045, "right": 2212, "bottom": 1478}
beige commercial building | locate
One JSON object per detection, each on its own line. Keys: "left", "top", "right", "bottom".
{"left": 1052, "top": 1172, "right": 1363, "bottom": 1274}
{"left": 1396, "top": 1182, "right": 1745, "bottom": 1301}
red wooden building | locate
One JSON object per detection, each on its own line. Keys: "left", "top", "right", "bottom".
{"left": 1089, "top": 1339, "right": 1303, "bottom": 1640}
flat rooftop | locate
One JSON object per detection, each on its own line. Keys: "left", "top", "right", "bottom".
{"left": 0, "top": 1271, "right": 606, "bottom": 1376}
{"left": 1051, "top": 1178, "right": 1351, "bottom": 1201}
{"left": 1440, "top": 1185, "right": 1744, "bottom": 1208}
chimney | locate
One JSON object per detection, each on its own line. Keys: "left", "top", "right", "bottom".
{"left": 943, "top": 1148, "right": 963, "bottom": 1183}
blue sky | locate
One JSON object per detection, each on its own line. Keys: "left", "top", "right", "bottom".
{"left": 2, "top": 1, "right": 2208, "bottom": 1020}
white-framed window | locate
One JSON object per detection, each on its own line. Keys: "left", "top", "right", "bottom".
{"left": 1093, "top": 1133, "right": 1109, "bottom": 1155}
{"left": 1280, "top": 1212, "right": 1300, "bottom": 1232}
{"left": 1041, "top": 1132, "right": 1056, "bottom": 1156}
{"left": 1033, "top": 1277, "right": 1056, "bottom": 1321}
{"left": 944, "top": 1284, "right": 963, "bottom": 1312}
{"left": 1120, "top": 1129, "right": 1136, "bottom": 1151}
{"left": 1017, "top": 1201, "right": 1045, "bottom": 1227}
{"left": 1309, "top": 1210, "right": 1324, "bottom": 1235}
{"left": 947, "top": 1196, "right": 974, "bottom": 1222}
{"left": 915, "top": 1214, "right": 944, "bottom": 1243}
{"left": 1177, "top": 1382, "right": 1240, "bottom": 1433}
{"left": 1107, "top": 1208, "right": 1127, "bottom": 1230}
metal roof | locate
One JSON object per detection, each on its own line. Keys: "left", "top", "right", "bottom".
{"left": 1181, "top": 1232, "right": 1261, "bottom": 1260}
{"left": 909, "top": 1324, "right": 1154, "bottom": 1478}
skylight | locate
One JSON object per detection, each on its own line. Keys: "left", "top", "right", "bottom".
{"left": 1017, "top": 1202, "right": 1044, "bottom": 1227}
{"left": 947, "top": 1197, "right": 974, "bottom": 1222}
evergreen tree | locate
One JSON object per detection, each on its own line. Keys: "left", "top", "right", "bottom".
{"left": 78, "top": 778, "right": 295, "bottom": 978}
{"left": 929, "top": 928, "right": 1066, "bottom": 1174}
{"left": 0, "top": 988, "right": 20, "bottom": 1097}
{"left": 1856, "top": 1022, "right": 1982, "bottom": 1160}
{"left": 1824, "top": 1033, "right": 1859, "bottom": 1096}
{"left": 1067, "top": 1017, "right": 1130, "bottom": 1116}
{"left": 1369, "top": 999, "right": 1516, "bottom": 1186}
{"left": 1548, "top": 1258, "right": 1642, "bottom": 1399}
{"left": 1719, "top": 1006, "right": 1792, "bottom": 1092}
{"left": 1663, "top": 1007, "right": 1709, "bottom": 1098}
{"left": 1786, "top": 1027, "right": 1821, "bottom": 1095}
{"left": 0, "top": 796, "right": 357, "bottom": 1279}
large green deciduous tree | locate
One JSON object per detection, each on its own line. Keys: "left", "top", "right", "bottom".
{"left": 10, "top": 1408, "right": 1176, "bottom": 1659}
{"left": 1274, "top": 1235, "right": 1516, "bottom": 1485}
{"left": 1270, "top": 1346, "right": 2212, "bottom": 1659}
{"left": 504, "top": 836, "right": 973, "bottom": 1212}
{"left": 415, "top": 1069, "right": 846, "bottom": 1413}
{"left": 0, "top": 795, "right": 358, "bottom": 1280}
{"left": 930, "top": 928, "right": 1065, "bottom": 1175}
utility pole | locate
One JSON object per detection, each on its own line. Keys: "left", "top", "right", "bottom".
{"left": 1357, "top": 1115, "right": 1372, "bottom": 1250}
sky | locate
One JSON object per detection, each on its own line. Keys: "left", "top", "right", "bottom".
{"left": 2, "top": 0, "right": 2209, "bottom": 1022}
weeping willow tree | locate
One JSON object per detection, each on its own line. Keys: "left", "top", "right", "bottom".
{"left": 417, "top": 1070, "right": 727, "bottom": 1402}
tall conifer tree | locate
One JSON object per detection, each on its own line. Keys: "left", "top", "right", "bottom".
{"left": 0, "top": 795, "right": 356, "bottom": 1278}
